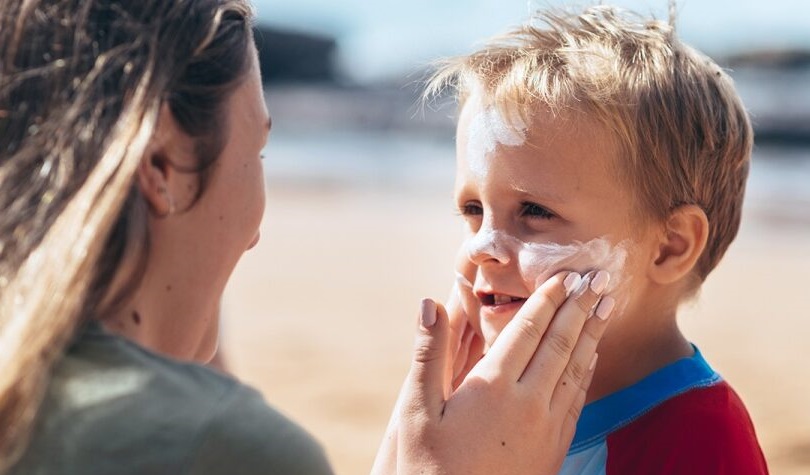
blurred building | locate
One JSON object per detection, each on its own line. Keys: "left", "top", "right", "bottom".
{"left": 253, "top": 26, "right": 337, "bottom": 83}
{"left": 724, "top": 49, "right": 810, "bottom": 146}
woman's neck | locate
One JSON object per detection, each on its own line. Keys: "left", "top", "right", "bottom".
{"left": 100, "top": 256, "right": 221, "bottom": 363}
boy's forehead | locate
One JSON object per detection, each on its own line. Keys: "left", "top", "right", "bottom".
{"left": 459, "top": 97, "right": 616, "bottom": 155}
{"left": 457, "top": 97, "right": 623, "bottom": 190}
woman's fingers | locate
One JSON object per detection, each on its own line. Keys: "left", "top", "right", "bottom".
{"left": 547, "top": 295, "right": 613, "bottom": 420}
{"left": 452, "top": 328, "right": 484, "bottom": 390}
{"left": 446, "top": 283, "right": 467, "bottom": 339}
{"left": 468, "top": 271, "right": 571, "bottom": 383}
{"left": 370, "top": 396, "right": 401, "bottom": 475}
{"left": 445, "top": 289, "right": 470, "bottom": 394}
{"left": 400, "top": 299, "right": 451, "bottom": 421}
{"left": 373, "top": 299, "right": 453, "bottom": 475}
{"left": 520, "top": 271, "right": 609, "bottom": 392}
{"left": 452, "top": 326, "right": 474, "bottom": 385}
{"left": 392, "top": 273, "right": 612, "bottom": 475}
{"left": 560, "top": 352, "right": 598, "bottom": 444}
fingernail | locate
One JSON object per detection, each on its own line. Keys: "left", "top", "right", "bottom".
{"left": 563, "top": 272, "right": 582, "bottom": 296}
{"left": 420, "top": 299, "right": 437, "bottom": 328}
{"left": 590, "top": 270, "right": 610, "bottom": 294}
{"left": 589, "top": 353, "right": 599, "bottom": 371}
{"left": 595, "top": 296, "right": 615, "bottom": 320}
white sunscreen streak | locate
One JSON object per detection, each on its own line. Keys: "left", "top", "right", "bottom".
{"left": 518, "top": 238, "right": 629, "bottom": 294}
{"left": 460, "top": 231, "right": 631, "bottom": 308}
{"left": 465, "top": 227, "right": 512, "bottom": 264}
{"left": 466, "top": 90, "right": 528, "bottom": 178}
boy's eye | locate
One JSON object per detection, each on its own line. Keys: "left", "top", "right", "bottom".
{"left": 460, "top": 202, "right": 483, "bottom": 216}
{"left": 521, "top": 202, "right": 555, "bottom": 220}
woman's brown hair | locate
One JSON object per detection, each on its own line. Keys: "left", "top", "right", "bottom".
{"left": 0, "top": 0, "right": 253, "bottom": 469}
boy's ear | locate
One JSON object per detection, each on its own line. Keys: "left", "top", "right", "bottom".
{"left": 137, "top": 104, "right": 191, "bottom": 217}
{"left": 648, "top": 205, "right": 709, "bottom": 285}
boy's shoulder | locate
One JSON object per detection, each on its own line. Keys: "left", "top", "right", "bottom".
{"left": 560, "top": 347, "right": 768, "bottom": 475}
{"left": 607, "top": 381, "right": 769, "bottom": 474}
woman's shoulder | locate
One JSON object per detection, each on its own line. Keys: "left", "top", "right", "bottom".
{"left": 184, "top": 378, "right": 335, "bottom": 475}
{"left": 12, "top": 323, "right": 333, "bottom": 475}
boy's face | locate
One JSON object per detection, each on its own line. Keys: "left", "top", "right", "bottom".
{"left": 454, "top": 98, "right": 653, "bottom": 348}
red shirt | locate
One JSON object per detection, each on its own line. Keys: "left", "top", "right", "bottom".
{"left": 558, "top": 347, "right": 768, "bottom": 474}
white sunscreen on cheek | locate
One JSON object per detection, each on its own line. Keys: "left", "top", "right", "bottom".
{"left": 518, "top": 237, "right": 633, "bottom": 315}
{"left": 458, "top": 232, "right": 633, "bottom": 311}
{"left": 517, "top": 238, "right": 630, "bottom": 292}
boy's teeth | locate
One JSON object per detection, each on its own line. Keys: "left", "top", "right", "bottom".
{"left": 493, "top": 295, "right": 513, "bottom": 305}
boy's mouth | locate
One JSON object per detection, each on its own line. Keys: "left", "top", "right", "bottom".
{"left": 477, "top": 292, "right": 526, "bottom": 307}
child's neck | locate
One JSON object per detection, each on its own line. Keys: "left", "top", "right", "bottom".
{"left": 585, "top": 312, "right": 693, "bottom": 404}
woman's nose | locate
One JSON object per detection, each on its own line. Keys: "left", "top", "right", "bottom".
{"left": 465, "top": 227, "right": 512, "bottom": 266}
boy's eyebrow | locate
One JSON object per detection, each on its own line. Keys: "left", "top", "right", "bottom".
{"left": 512, "top": 184, "right": 566, "bottom": 203}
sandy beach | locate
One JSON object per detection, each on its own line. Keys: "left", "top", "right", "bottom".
{"left": 222, "top": 183, "right": 810, "bottom": 475}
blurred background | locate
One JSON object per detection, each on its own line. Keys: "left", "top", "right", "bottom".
{"left": 220, "top": 1, "right": 810, "bottom": 474}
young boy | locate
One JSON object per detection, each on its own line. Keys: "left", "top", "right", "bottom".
{"left": 433, "top": 5, "right": 768, "bottom": 474}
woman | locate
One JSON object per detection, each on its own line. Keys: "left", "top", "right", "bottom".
{"left": 0, "top": 1, "right": 606, "bottom": 473}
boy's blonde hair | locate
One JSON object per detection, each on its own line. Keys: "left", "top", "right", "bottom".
{"left": 427, "top": 5, "right": 752, "bottom": 281}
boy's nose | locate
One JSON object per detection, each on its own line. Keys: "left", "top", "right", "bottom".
{"left": 466, "top": 228, "right": 512, "bottom": 265}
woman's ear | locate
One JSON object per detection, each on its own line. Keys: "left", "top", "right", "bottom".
{"left": 648, "top": 205, "right": 709, "bottom": 285}
{"left": 137, "top": 148, "right": 173, "bottom": 217}
{"left": 137, "top": 104, "right": 192, "bottom": 217}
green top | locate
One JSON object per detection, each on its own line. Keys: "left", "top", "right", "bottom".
{"left": 10, "top": 322, "right": 334, "bottom": 475}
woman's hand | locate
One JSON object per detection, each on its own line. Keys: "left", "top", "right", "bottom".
{"left": 445, "top": 287, "right": 483, "bottom": 392}
{"left": 371, "top": 271, "right": 612, "bottom": 475}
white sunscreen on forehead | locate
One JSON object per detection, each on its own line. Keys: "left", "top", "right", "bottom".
{"left": 465, "top": 85, "right": 529, "bottom": 178}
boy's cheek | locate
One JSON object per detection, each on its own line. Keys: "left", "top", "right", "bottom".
{"left": 518, "top": 254, "right": 589, "bottom": 291}
{"left": 515, "top": 238, "right": 632, "bottom": 294}
{"left": 454, "top": 243, "right": 473, "bottom": 273}
{"left": 457, "top": 285, "right": 504, "bottom": 350}
{"left": 454, "top": 246, "right": 477, "bottom": 297}
{"left": 457, "top": 286, "right": 484, "bottom": 337}
{"left": 453, "top": 275, "right": 504, "bottom": 348}
{"left": 453, "top": 246, "right": 482, "bottom": 335}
